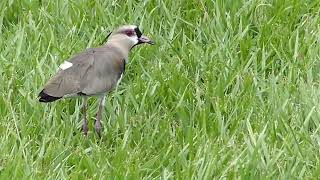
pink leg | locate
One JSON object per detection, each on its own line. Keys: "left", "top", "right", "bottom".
{"left": 82, "top": 97, "right": 88, "bottom": 136}
{"left": 95, "top": 96, "right": 105, "bottom": 137}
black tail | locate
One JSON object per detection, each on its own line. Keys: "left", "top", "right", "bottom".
{"left": 38, "top": 90, "right": 61, "bottom": 103}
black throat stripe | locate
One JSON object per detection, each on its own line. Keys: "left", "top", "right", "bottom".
{"left": 134, "top": 27, "right": 142, "bottom": 38}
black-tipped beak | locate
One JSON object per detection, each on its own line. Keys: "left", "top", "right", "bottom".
{"left": 138, "top": 35, "right": 155, "bottom": 45}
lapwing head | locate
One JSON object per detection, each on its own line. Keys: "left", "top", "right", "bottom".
{"left": 107, "top": 25, "right": 155, "bottom": 48}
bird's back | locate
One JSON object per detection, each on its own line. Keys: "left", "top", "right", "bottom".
{"left": 39, "top": 45, "right": 126, "bottom": 102}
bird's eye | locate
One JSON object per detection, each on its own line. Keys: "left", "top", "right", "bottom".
{"left": 124, "top": 30, "right": 135, "bottom": 37}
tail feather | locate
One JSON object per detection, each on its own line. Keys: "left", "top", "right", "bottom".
{"left": 38, "top": 90, "right": 61, "bottom": 103}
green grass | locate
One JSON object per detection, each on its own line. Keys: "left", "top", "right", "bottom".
{"left": 1, "top": 0, "right": 320, "bottom": 179}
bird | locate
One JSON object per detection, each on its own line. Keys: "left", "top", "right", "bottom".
{"left": 38, "top": 25, "right": 154, "bottom": 137}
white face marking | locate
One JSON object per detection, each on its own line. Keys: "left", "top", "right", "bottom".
{"left": 128, "top": 35, "right": 139, "bottom": 45}
{"left": 59, "top": 61, "right": 73, "bottom": 70}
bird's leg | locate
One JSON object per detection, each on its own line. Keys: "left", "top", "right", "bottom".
{"left": 95, "top": 96, "right": 105, "bottom": 137}
{"left": 82, "top": 97, "right": 88, "bottom": 136}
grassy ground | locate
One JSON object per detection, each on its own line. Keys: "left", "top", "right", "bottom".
{"left": 1, "top": 0, "right": 320, "bottom": 179}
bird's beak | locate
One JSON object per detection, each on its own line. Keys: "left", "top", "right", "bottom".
{"left": 138, "top": 35, "right": 155, "bottom": 45}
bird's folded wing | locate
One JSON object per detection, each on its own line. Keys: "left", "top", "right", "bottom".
{"left": 42, "top": 51, "right": 94, "bottom": 97}
{"left": 42, "top": 47, "right": 125, "bottom": 98}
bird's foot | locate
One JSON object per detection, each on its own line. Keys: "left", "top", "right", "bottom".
{"left": 94, "top": 119, "right": 102, "bottom": 138}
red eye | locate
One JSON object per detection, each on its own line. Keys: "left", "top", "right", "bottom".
{"left": 124, "top": 30, "right": 134, "bottom": 37}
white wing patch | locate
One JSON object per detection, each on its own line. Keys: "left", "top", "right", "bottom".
{"left": 59, "top": 61, "right": 73, "bottom": 70}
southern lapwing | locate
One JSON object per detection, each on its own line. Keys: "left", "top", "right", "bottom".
{"left": 38, "top": 25, "right": 154, "bottom": 136}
